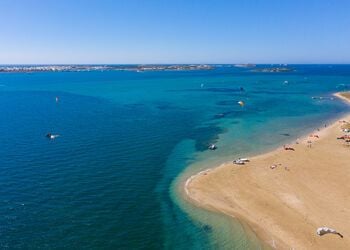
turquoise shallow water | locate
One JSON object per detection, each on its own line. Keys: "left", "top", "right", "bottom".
{"left": 0, "top": 65, "right": 350, "bottom": 249}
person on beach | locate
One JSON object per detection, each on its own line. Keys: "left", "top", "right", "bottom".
{"left": 284, "top": 145, "right": 295, "bottom": 151}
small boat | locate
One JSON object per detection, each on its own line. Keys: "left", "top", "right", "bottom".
{"left": 239, "top": 158, "right": 250, "bottom": 162}
{"left": 46, "top": 133, "right": 59, "bottom": 140}
{"left": 208, "top": 144, "right": 217, "bottom": 150}
{"left": 233, "top": 159, "right": 245, "bottom": 165}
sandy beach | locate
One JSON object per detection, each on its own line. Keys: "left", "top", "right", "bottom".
{"left": 185, "top": 92, "right": 350, "bottom": 249}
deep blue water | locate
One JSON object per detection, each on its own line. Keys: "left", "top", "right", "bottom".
{"left": 0, "top": 65, "right": 350, "bottom": 249}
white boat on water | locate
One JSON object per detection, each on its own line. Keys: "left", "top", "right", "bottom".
{"left": 46, "top": 133, "right": 59, "bottom": 140}
{"left": 208, "top": 144, "right": 217, "bottom": 150}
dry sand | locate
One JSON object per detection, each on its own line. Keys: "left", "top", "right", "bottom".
{"left": 185, "top": 92, "right": 350, "bottom": 249}
{"left": 335, "top": 92, "right": 350, "bottom": 103}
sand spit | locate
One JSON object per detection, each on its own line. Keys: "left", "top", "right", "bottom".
{"left": 185, "top": 92, "right": 350, "bottom": 249}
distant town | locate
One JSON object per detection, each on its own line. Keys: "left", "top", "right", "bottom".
{"left": 0, "top": 64, "right": 296, "bottom": 73}
{"left": 0, "top": 64, "right": 214, "bottom": 73}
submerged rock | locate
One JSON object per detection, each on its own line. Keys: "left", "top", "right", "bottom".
{"left": 202, "top": 224, "right": 213, "bottom": 233}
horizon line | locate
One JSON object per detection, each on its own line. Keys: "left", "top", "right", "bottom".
{"left": 1, "top": 63, "right": 350, "bottom": 66}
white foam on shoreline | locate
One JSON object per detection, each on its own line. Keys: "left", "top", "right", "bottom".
{"left": 184, "top": 169, "right": 212, "bottom": 196}
{"left": 184, "top": 162, "right": 228, "bottom": 198}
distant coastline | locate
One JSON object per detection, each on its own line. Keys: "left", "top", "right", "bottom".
{"left": 0, "top": 64, "right": 298, "bottom": 73}
{"left": 0, "top": 64, "right": 213, "bottom": 73}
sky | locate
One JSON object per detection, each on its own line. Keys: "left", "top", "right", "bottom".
{"left": 1, "top": 0, "right": 350, "bottom": 64}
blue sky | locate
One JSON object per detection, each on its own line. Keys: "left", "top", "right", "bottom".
{"left": 1, "top": 0, "right": 350, "bottom": 64}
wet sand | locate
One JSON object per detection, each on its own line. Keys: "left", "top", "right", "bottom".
{"left": 185, "top": 92, "right": 350, "bottom": 249}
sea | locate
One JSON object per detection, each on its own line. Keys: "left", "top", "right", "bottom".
{"left": 1, "top": 65, "right": 350, "bottom": 249}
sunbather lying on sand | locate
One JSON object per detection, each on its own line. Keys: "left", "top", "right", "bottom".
{"left": 283, "top": 145, "right": 295, "bottom": 151}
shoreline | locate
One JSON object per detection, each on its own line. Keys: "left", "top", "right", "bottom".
{"left": 184, "top": 92, "right": 350, "bottom": 249}
{"left": 334, "top": 92, "right": 350, "bottom": 104}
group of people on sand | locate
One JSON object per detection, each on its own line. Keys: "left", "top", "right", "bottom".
{"left": 270, "top": 163, "right": 289, "bottom": 171}
{"left": 307, "top": 134, "right": 320, "bottom": 148}
{"left": 283, "top": 133, "right": 321, "bottom": 151}
{"left": 336, "top": 120, "right": 350, "bottom": 145}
